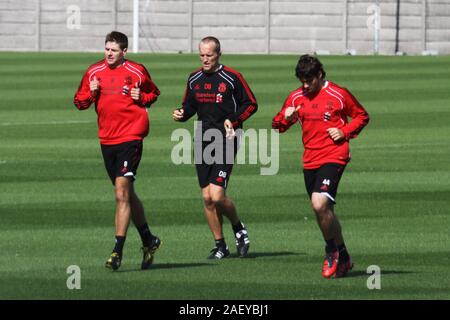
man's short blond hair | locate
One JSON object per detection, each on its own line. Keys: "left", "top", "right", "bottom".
{"left": 200, "top": 36, "right": 221, "bottom": 54}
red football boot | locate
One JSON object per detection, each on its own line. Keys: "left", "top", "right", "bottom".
{"left": 322, "top": 250, "right": 339, "bottom": 278}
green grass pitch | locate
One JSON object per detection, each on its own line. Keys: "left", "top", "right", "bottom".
{"left": 0, "top": 52, "right": 449, "bottom": 300}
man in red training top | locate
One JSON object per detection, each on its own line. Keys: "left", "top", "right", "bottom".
{"left": 272, "top": 54, "right": 369, "bottom": 278}
{"left": 74, "top": 31, "right": 161, "bottom": 271}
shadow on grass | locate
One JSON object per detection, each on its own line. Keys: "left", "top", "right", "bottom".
{"left": 118, "top": 262, "right": 213, "bottom": 273}
{"left": 233, "top": 251, "right": 303, "bottom": 259}
{"left": 344, "top": 270, "right": 415, "bottom": 278}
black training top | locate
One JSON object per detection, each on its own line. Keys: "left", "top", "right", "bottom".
{"left": 180, "top": 64, "right": 258, "bottom": 134}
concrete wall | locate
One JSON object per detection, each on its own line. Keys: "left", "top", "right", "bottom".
{"left": 0, "top": 0, "right": 448, "bottom": 54}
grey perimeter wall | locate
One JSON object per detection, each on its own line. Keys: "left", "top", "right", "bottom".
{"left": 1, "top": 0, "right": 449, "bottom": 54}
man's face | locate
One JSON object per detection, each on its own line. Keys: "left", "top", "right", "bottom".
{"left": 199, "top": 41, "right": 220, "bottom": 73}
{"left": 301, "top": 74, "right": 323, "bottom": 95}
{"left": 104, "top": 41, "right": 126, "bottom": 68}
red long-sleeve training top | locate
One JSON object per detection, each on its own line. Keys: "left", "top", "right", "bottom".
{"left": 74, "top": 59, "right": 160, "bottom": 145}
{"left": 272, "top": 81, "right": 369, "bottom": 169}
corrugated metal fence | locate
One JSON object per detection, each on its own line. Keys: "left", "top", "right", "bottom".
{"left": 0, "top": 0, "right": 448, "bottom": 54}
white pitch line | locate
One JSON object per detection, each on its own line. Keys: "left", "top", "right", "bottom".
{"left": 0, "top": 120, "right": 94, "bottom": 126}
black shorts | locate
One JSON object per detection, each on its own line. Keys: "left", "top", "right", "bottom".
{"left": 101, "top": 140, "right": 143, "bottom": 185}
{"left": 195, "top": 137, "right": 238, "bottom": 189}
{"left": 196, "top": 162, "right": 234, "bottom": 189}
{"left": 303, "top": 163, "right": 346, "bottom": 204}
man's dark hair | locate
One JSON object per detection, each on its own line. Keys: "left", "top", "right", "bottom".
{"left": 105, "top": 31, "right": 128, "bottom": 50}
{"left": 295, "top": 54, "right": 326, "bottom": 80}
{"left": 200, "top": 36, "right": 221, "bottom": 54}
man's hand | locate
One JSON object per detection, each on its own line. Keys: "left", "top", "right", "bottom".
{"left": 89, "top": 75, "right": 100, "bottom": 97}
{"left": 284, "top": 106, "right": 300, "bottom": 121}
{"left": 172, "top": 108, "right": 184, "bottom": 121}
{"left": 224, "top": 119, "right": 235, "bottom": 139}
{"left": 130, "top": 82, "right": 140, "bottom": 101}
{"left": 327, "top": 127, "right": 345, "bottom": 142}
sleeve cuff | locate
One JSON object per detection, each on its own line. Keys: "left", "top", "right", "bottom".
{"left": 226, "top": 114, "right": 239, "bottom": 128}
{"left": 341, "top": 127, "right": 351, "bottom": 140}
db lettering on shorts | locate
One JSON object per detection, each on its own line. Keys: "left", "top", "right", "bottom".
{"left": 215, "top": 171, "right": 228, "bottom": 184}
{"left": 218, "top": 171, "right": 227, "bottom": 178}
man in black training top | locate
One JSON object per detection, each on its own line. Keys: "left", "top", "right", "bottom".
{"left": 172, "top": 36, "right": 258, "bottom": 259}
